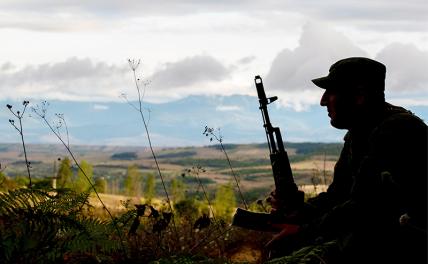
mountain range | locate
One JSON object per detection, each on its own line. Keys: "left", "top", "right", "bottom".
{"left": 1, "top": 95, "right": 427, "bottom": 147}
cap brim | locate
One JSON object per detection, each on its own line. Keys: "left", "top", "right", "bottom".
{"left": 311, "top": 76, "right": 330, "bottom": 89}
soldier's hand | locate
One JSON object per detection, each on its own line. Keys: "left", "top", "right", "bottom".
{"left": 266, "top": 190, "right": 282, "bottom": 213}
{"left": 265, "top": 223, "right": 300, "bottom": 248}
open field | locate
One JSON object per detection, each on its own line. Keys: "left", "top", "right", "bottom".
{"left": 0, "top": 142, "right": 341, "bottom": 203}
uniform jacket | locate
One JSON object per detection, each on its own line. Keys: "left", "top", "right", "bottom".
{"left": 304, "top": 102, "right": 427, "bottom": 263}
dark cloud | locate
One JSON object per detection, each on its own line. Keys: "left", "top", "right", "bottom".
{"left": 237, "top": 56, "right": 256, "bottom": 65}
{"left": 0, "top": 57, "right": 129, "bottom": 101}
{"left": 1, "top": 62, "right": 15, "bottom": 71}
{"left": 0, "top": 55, "right": 231, "bottom": 101}
{"left": 149, "top": 55, "right": 230, "bottom": 89}
{"left": 2, "top": 57, "right": 127, "bottom": 83}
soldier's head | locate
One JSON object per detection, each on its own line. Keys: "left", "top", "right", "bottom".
{"left": 312, "top": 57, "right": 386, "bottom": 129}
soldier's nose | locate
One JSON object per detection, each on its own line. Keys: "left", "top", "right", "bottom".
{"left": 320, "top": 91, "right": 328, "bottom": 106}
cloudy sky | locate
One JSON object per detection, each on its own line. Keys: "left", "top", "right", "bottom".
{"left": 1, "top": 0, "right": 427, "bottom": 106}
{"left": 0, "top": 0, "right": 427, "bottom": 145}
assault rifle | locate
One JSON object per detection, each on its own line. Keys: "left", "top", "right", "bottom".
{"left": 232, "top": 76, "right": 304, "bottom": 231}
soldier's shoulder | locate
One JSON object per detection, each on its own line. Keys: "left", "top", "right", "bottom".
{"left": 384, "top": 103, "right": 426, "bottom": 126}
{"left": 381, "top": 103, "right": 426, "bottom": 129}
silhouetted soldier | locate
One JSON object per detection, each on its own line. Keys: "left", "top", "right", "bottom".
{"left": 267, "top": 57, "right": 427, "bottom": 264}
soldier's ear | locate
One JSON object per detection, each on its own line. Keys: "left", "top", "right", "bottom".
{"left": 352, "top": 84, "right": 369, "bottom": 105}
{"left": 354, "top": 94, "right": 366, "bottom": 105}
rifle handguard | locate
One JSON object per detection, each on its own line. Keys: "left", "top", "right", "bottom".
{"left": 232, "top": 208, "right": 280, "bottom": 232}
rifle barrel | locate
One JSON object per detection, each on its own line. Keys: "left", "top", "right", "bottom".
{"left": 255, "top": 76, "right": 277, "bottom": 154}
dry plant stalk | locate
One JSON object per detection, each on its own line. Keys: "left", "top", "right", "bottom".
{"left": 124, "top": 59, "right": 179, "bottom": 243}
{"left": 30, "top": 101, "right": 127, "bottom": 255}
{"left": 203, "top": 126, "right": 248, "bottom": 209}
{"left": 7, "top": 101, "right": 32, "bottom": 187}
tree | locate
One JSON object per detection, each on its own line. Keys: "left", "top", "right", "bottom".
{"left": 94, "top": 177, "right": 107, "bottom": 193}
{"left": 74, "top": 160, "right": 93, "bottom": 193}
{"left": 0, "top": 172, "right": 19, "bottom": 191}
{"left": 170, "top": 177, "right": 186, "bottom": 204}
{"left": 174, "top": 198, "right": 199, "bottom": 220}
{"left": 124, "top": 165, "right": 142, "bottom": 197}
{"left": 57, "top": 157, "right": 73, "bottom": 189}
{"left": 110, "top": 177, "right": 120, "bottom": 195}
{"left": 213, "top": 183, "right": 236, "bottom": 220}
{"left": 144, "top": 173, "right": 156, "bottom": 203}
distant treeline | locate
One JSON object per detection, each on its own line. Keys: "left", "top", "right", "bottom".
{"left": 168, "top": 158, "right": 269, "bottom": 169}
{"left": 207, "top": 144, "right": 240, "bottom": 151}
{"left": 208, "top": 142, "right": 343, "bottom": 156}
{"left": 111, "top": 152, "right": 138, "bottom": 160}
{"left": 156, "top": 151, "right": 197, "bottom": 159}
{"left": 286, "top": 142, "right": 343, "bottom": 156}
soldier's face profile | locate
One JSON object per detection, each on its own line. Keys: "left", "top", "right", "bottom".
{"left": 320, "top": 88, "right": 359, "bottom": 129}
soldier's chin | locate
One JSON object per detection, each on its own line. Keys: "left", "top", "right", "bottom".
{"left": 330, "top": 118, "right": 349, "bottom": 129}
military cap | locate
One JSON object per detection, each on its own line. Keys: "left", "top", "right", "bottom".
{"left": 312, "top": 57, "right": 386, "bottom": 92}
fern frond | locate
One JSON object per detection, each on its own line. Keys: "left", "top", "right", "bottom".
{"left": 0, "top": 188, "right": 123, "bottom": 263}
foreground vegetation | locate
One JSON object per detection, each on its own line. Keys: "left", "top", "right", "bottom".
{"left": 0, "top": 186, "right": 276, "bottom": 263}
{"left": 0, "top": 140, "right": 338, "bottom": 263}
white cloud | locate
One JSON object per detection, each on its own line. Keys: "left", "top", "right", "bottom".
{"left": 215, "top": 105, "right": 242, "bottom": 112}
{"left": 0, "top": 55, "right": 233, "bottom": 103}
{"left": 265, "top": 22, "right": 367, "bottom": 91}
{"left": 388, "top": 98, "right": 428, "bottom": 107}
{"left": 0, "top": 57, "right": 130, "bottom": 102}
{"left": 290, "top": 0, "right": 427, "bottom": 31}
{"left": 262, "top": 22, "right": 367, "bottom": 108}
{"left": 0, "top": 22, "right": 426, "bottom": 109}
{"left": 150, "top": 55, "right": 230, "bottom": 89}
{"left": 0, "top": 1, "right": 426, "bottom": 33}
{"left": 0, "top": 11, "right": 101, "bottom": 32}
{"left": 133, "top": 55, "right": 238, "bottom": 102}
{"left": 263, "top": 22, "right": 428, "bottom": 109}
{"left": 375, "top": 43, "right": 428, "bottom": 93}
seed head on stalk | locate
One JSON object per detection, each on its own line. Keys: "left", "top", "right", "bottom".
{"left": 203, "top": 125, "right": 248, "bottom": 209}
{"left": 6, "top": 100, "right": 32, "bottom": 187}
{"left": 123, "top": 58, "right": 179, "bottom": 244}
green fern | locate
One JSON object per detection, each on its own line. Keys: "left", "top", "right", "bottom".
{"left": 0, "top": 188, "right": 124, "bottom": 263}
{"left": 150, "top": 255, "right": 234, "bottom": 264}
{"left": 266, "top": 240, "right": 338, "bottom": 264}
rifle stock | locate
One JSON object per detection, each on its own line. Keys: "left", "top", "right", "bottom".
{"left": 232, "top": 76, "right": 304, "bottom": 230}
